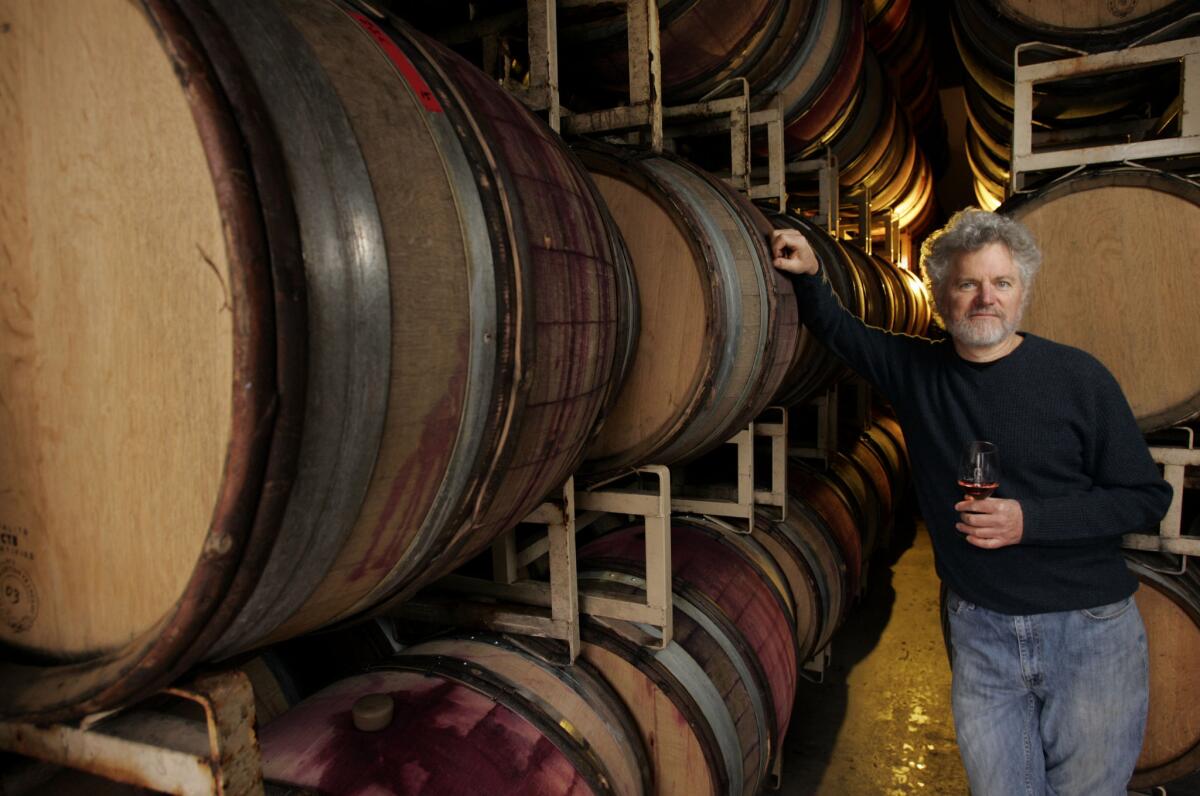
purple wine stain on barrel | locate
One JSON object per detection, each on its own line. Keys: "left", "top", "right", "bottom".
{"left": 352, "top": 328, "right": 470, "bottom": 582}
{"left": 261, "top": 671, "right": 594, "bottom": 795}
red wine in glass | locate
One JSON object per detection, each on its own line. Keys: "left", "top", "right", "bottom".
{"left": 958, "top": 441, "right": 998, "bottom": 501}
{"left": 957, "top": 480, "right": 998, "bottom": 500}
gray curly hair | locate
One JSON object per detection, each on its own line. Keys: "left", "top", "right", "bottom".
{"left": 920, "top": 208, "right": 1042, "bottom": 312}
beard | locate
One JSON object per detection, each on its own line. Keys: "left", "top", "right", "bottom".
{"left": 945, "top": 310, "right": 1020, "bottom": 347}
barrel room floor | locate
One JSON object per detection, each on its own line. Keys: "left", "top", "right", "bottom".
{"left": 780, "top": 520, "right": 1200, "bottom": 796}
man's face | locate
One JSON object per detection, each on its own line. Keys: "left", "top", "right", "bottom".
{"left": 940, "top": 242, "right": 1026, "bottom": 349}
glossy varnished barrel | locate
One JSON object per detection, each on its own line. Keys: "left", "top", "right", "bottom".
{"left": 578, "top": 521, "right": 799, "bottom": 796}
{"left": 258, "top": 635, "right": 649, "bottom": 795}
{"left": 1126, "top": 553, "right": 1200, "bottom": 789}
{"left": 579, "top": 147, "right": 798, "bottom": 475}
{"left": 0, "top": 0, "right": 631, "bottom": 721}
{"left": 1003, "top": 168, "right": 1200, "bottom": 431}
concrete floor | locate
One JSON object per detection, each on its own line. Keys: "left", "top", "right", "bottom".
{"left": 778, "top": 522, "right": 1200, "bottom": 796}
{"left": 780, "top": 522, "right": 968, "bottom": 795}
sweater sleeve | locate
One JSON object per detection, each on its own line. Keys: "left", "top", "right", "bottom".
{"left": 1020, "top": 365, "right": 1172, "bottom": 545}
{"left": 789, "top": 269, "right": 918, "bottom": 401}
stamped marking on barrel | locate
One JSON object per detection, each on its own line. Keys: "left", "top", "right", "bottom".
{"left": 0, "top": 561, "right": 38, "bottom": 633}
{"left": 0, "top": 522, "right": 34, "bottom": 563}
{"left": 1107, "top": 0, "right": 1137, "bottom": 18}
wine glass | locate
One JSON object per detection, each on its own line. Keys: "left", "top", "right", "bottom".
{"left": 957, "top": 441, "right": 998, "bottom": 501}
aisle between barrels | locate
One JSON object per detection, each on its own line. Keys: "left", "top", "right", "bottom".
{"left": 781, "top": 522, "right": 967, "bottom": 795}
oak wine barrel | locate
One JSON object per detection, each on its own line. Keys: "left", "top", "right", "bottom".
{"left": 561, "top": 0, "right": 789, "bottom": 103}
{"left": 949, "top": 1, "right": 1194, "bottom": 126}
{"left": 769, "top": 0, "right": 866, "bottom": 151}
{"left": 1126, "top": 552, "right": 1200, "bottom": 789}
{"left": 259, "top": 634, "right": 649, "bottom": 795}
{"left": 579, "top": 146, "right": 798, "bottom": 475}
{"left": 770, "top": 216, "right": 856, "bottom": 407}
{"left": 769, "top": 215, "right": 932, "bottom": 407}
{"left": 789, "top": 459, "right": 865, "bottom": 599}
{"left": 0, "top": 0, "right": 632, "bottom": 721}
{"left": 1003, "top": 167, "right": 1200, "bottom": 431}
{"left": 578, "top": 521, "right": 799, "bottom": 796}
{"left": 758, "top": 498, "right": 851, "bottom": 660}
{"left": 844, "top": 439, "right": 897, "bottom": 552}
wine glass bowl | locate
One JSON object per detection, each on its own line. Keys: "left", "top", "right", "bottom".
{"left": 958, "top": 441, "right": 999, "bottom": 500}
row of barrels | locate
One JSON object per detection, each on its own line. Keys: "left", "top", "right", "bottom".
{"left": 238, "top": 412, "right": 913, "bottom": 795}
{"left": 950, "top": 3, "right": 1200, "bottom": 435}
{"left": 408, "top": 0, "right": 939, "bottom": 233}
{"left": 864, "top": 0, "right": 948, "bottom": 174}
{"left": 1, "top": 0, "right": 933, "bottom": 723}
{"left": 951, "top": 0, "right": 1200, "bottom": 208}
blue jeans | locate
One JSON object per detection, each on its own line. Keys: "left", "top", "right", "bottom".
{"left": 945, "top": 591, "right": 1148, "bottom": 796}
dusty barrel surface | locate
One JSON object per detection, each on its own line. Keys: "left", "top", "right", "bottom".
{"left": 0, "top": 0, "right": 631, "bottom": 721}
{"left": 579, "top": 146, "right": 797, "bottom": 476}
{"left": 1003, "top": 168, "right": 1200, "bottom": 431}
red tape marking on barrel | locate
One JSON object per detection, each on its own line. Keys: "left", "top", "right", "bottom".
{"left": 349, "top": 11, "right": 443, "bottom": 113}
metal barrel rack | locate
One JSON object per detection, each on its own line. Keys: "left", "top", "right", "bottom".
{"left": 1010, "top": 31, "right": 1200, "bottom": 194}
{"left": 399, "top": 411, "right": 790, "bottom": 663}
{"left": 0, "top": 669, "right": 264, "bottom": 796}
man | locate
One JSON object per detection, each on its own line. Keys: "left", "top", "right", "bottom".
{"left": 771, "top": 209, "right": 1171, "bottom": 796}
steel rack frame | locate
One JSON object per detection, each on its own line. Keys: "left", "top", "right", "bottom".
{"left": 396, "top": 413, "right": 789, "bottom": 663}
{"left": 0, "top": 669, "right": 263, "bottom": 796}
{"left": 1011, "top": 31, "right": 1200, "bottom": 193}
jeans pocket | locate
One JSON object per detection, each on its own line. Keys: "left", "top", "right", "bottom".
{"left": 1081, "top": 595, "right": 1134, "bottom": 621}
{"left": 946, "top": 591, "right": 972, "bottom": 616}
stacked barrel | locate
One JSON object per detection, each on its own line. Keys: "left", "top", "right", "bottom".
{"left": 534, "top": 0, "right": 942, "bottom": 237}
{"left": 753, "top": 0, "right": 937, "bottom": 234}
{"left": 865, "top": 0, "right": 949, "bottom": 177}
{"left": 946, "top": 6, "right": 1200, "bottom": 789}
{"left": 951, "top": 0, "right": 1200, "bottom": 208}
{"left": 255, "top": 416, "right": 915, "bottom": 795}
{"left": 0, "top": 0, "right": 634, "bottom": 722}
{"left": 253, "top": 199, "right": 924, "bottom": 793}
{"left": 2, "top": 0, "right": 948, "bottom": 792}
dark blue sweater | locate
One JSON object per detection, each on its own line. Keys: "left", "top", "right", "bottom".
{"left": 790, "top": 271, "right": 1172, "bottom": 614}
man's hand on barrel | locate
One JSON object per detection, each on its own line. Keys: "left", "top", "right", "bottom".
{"left": 771, "top": 229, "right": 820, "bottom": 276}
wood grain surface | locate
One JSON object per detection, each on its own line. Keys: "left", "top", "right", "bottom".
{"left": 1008, "top": 172, "right": 1200, "bottom": 431}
